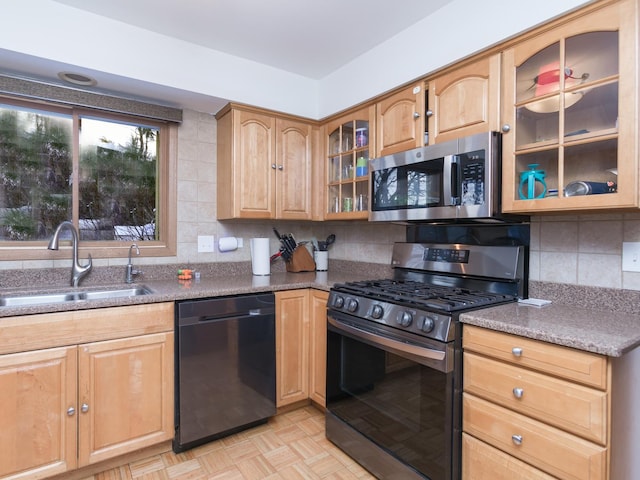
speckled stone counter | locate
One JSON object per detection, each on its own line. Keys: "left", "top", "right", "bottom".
{"left": 460, "top": 302, "right": 640, "bottom": 357}
{"left": 0, "top": 267, "right": 382, "bottom": 318}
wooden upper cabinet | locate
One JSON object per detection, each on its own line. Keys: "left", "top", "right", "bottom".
{"left": 217, "top": 107, "right": 276, "bottom": 219}
{"left": 375, "top": 82, "right": 426, "bottom": 157}
{"left": 501, "top": 0, "right": 637, "bottom": 214}
{"left": 324, "top": 105, "right": 375, "bottom": 220}
{"left": 216, "top": 105, "right": 315, "bottom": 220}
{"left": 427, "top": 53, "right": 501, "bottom": 144}
{"left": 275, "top": 118, "right": 314, "bottom": 220}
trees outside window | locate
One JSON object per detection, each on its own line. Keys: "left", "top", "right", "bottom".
{"left": 0, "top": 99, "right": 176, "bottom": 259}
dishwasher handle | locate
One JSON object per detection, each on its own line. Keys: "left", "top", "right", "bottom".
{"left": 179, "top": 309, "right": 273, "bottom": 326}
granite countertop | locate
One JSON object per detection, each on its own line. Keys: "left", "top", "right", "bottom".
{"left": 0, "top": 270, "right": 361, "bottom": 318}
{"left": 3, "top": 265, "right": 640, "bottom": 358}
{"left": 460, "top": 302, "right": 640, "bottom": 357}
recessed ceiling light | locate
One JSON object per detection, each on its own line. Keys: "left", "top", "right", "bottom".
{"left": 58, "top": 71, "right": 97, "bottom": 87}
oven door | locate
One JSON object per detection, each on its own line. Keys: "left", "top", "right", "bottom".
{"left": 326, "top": 311, "right": 461, "bottom": 480}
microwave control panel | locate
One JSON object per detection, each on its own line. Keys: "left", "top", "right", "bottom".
{"left": 459, "top": 151, "right": 485, "bottom": 206}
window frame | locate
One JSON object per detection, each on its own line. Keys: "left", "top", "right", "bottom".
{"left": 0, "top": 96, "right": 177, "bottom": 260}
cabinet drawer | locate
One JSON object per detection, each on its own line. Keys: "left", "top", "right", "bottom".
{"left": 462, "top": 433, "right": 556, "bottom": 480}
{"left": 463, "top": 325, "right": 607, "bottom": 389}
{"left": 463, "top": 393, "right": 607, "bottom": 480}
{"left": 464, "top": 353, "right": 607, "bottom": 444}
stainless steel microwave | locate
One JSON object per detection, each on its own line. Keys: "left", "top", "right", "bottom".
{"left": 370, "top": 131, "right": 513, "bottom": 222}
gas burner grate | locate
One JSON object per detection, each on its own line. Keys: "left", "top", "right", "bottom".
{"left": 333, "top": 279, "right": 515, "bottom": 313}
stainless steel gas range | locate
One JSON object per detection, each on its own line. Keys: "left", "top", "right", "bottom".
{"left": 325, "top": 241, "right": 526, "bottom": 480}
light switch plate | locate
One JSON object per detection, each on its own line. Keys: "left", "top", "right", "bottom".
{"left": 622, "top": 242, "right": 640, "bottom": 272}
{"left": 197, "top": 235, "right": 215, "bottom": 253}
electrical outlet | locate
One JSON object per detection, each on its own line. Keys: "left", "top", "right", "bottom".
{"left": 622, "top": 242, "right": 640, "bottom": 272}
{"left": 197, "top": 235, "right": 215, "bottom": 253}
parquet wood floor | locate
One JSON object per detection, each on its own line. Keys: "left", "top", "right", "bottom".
{"left": 84, "top": 406, "right": 376, "bottom": 480}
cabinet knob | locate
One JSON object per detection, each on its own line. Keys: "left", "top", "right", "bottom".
{"left": 81, "top": 403, "right": 89, "bottom": 413}
{"left": 501, "top": 124, "right": 511, "bottom": 133}
{"left": 413, "top": 112, "right": 421, "bottom": 119}
{"left": 278, "top": 165, "right": 283, "bottom": 171}
{"left": 271, "top": 164, "right": 277, "bottom": 169}
{"left": 67, "top": 406, "right": 76, "bottom": 416}
{"left": 512, "top": 434, "right": 523, "bottom": 446}
{"left": 512, "top": 347, "right": 523, "bottom": 357}
{"left": 425, "top": 110, "right": 434, "bottom": 118}
{"left": 513, "top": 387, "right": 524, "bottom": 399}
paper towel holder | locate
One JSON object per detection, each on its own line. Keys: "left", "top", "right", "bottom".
{"left": 218, "top": 236, "right": 238, "bottom": 252}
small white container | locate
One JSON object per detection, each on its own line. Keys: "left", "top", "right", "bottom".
{"left": 314, "top": 251, "right": 328, "bottom": 271}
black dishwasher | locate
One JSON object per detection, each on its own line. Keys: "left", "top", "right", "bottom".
{"left": 173, "top": 293, "right": 276, "bottom": 452}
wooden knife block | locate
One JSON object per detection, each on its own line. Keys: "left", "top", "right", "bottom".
{"left": 286, "top": 246, "right": 316, "bottom": 272}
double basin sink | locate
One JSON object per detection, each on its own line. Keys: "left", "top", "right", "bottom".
{"left": 0, "top": 285, "right": 153, "bottom": 308}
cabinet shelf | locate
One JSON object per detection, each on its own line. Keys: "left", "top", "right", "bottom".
{"left": 324, "top": 106, "right": 374, "bottom": 218}
{"left": 501, "top": 3, "right": 637, "bottom": 214}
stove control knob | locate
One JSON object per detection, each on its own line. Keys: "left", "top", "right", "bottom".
{"left": 397, "top": 311, "right": 413, "bottom": 327}
{"left": 347, "top": 298, "right": 359, "bottom": 313}
{"left": 333, "top": 296, "right": 345, "bottom": 309}
{"left": 371, "top": 304, "right": 384, "bottom": 319}
{"left": 420, "top": 315, "right": 436, "bottom": 333}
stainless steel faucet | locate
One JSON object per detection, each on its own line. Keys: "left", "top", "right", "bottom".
{"left": 48, "top": 221, "right": 92, "bottom": 287}
{"left": 125, "top": 243, "right": 141, "bottom": 284}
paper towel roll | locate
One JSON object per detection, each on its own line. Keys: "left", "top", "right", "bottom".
{"left": 250, "top": 237, "right": 271, "bottom": 276}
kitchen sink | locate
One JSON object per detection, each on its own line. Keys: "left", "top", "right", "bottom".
{"left": 0, "top": 285, "right": 154, "bottom": 307}
{"left": 81, "top": 286, "right": 154, "bottom": 301}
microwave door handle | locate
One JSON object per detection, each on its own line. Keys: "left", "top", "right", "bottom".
{"left": 443, "top": 155, "right": 458, "bottom": 206}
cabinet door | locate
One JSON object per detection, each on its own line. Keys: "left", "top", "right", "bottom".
{"left": 376, "top": 82, "right": 425, "bottom": 156}
{"left": 276, "top": 118, "right": 313, "bottom": 220}
{"left": 501, "top": 0, "right": 637, "bottom": 213}
{"left": 217, "top": 108, "right": 276, "bottom": 219}
{"left": 324, "top": 105, "right": 374, "bottom": 220}
{"left": 309, "top": 289, "right": 329, "bottom": 407}
{"left": 275, "top": 290, "right": 310, "bottom": 407}
{"left": 0, "top": 347, "right": 77, "bottom": 480}
{"left": 77, "top": 332, "right": 174, "bottom": 466}
{"left": 428, "top": 54, "right": 500, "bottom": 144}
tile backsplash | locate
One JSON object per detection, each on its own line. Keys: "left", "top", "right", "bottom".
{"left": 3, "top": 108, "right": 640, "bottom": 293}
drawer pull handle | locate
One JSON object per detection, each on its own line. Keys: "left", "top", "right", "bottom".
{"left": 512, "top": 347, "right": 523, "bottom": 357}
{"left": 513, "top": 387, "right": 524, "bottom": 399}
{"left": 512, "top": 434, "right": 523, "bottom": 446}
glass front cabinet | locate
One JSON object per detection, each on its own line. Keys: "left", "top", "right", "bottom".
{"left": 324, "top": 105, "right": 375, "bottom": 219}
{"left": 501, "top": 0, "right": 637, "bottom": 213}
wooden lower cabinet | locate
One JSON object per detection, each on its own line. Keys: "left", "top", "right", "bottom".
{"left": 276, "top": 289, "right": 310, "bottom": 407}
{"left": 78, "top": 333, "right": 174, "bottom": 466}
{"left": 462, "top": 325, "right": 610, "bottom": 480}
{"left": 309, "top": 289, "right": 329, "bottom": 406}
{"left": 0, "top": 347, "right": 78, "bottom": 479}
{"left": 275, "top": 289, "right": 329, "bottom": 408}
{"left": 0, "top": 303, "right": 174, "bottom": 480}
{"left": 462, "top": 433, "right": 556, "bottom": 480}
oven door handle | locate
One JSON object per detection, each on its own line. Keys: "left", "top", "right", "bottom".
{"left": 328, "top": 316, "right": 452, "bottom": 372}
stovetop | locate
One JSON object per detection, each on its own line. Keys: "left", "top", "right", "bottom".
{"left": 333, "top": 279, "right": 515, "bottom": 313}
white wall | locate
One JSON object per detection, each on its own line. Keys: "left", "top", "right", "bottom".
{"left": 1, "top": 0, "right": 591, "bottom": 119}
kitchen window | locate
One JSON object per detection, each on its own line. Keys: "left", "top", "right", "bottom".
{"left": 0, "top": 97, "right": 177, "bottom": 260}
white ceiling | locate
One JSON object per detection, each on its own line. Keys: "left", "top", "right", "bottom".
{"left": 51, "top": 0, "right": 454, "bottom": 79}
